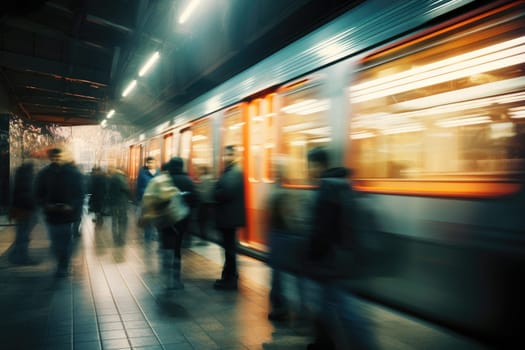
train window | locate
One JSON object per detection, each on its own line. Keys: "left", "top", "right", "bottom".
{"left": 349, "top": 4, "right": 525, "bottom": 197}
{"left": 162, "top": 133, "right": 173, "bottom": 164}
{"left": 129, "top": 144, "right": 142, "bottom": 183}
{"left": 147, "top": 137, "right": 161, "bottom": 163}
{"left": 191, "top": 118, "right": 214, "bottom": 179}
{"left": 279, "top": 81, "right": 330, "bottom": 185}
{"left": 180, "top": 129, "right": 192, "bottom": 173}
{"left": 221, "top": 105, "right": 245, "bottom": 168}
{"left": 248, "top": 95, "right": 276, "bottom": 182}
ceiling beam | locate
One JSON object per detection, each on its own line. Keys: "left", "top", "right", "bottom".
{"left": 2, "top": 17, "right": 112, "bottom": 54}
{"left": 0, "top": 50, "right": 110, "bottom": 86}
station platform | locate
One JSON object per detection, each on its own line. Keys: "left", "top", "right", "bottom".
{"left": 0, "top": 212, "right": 490, "bottom": 350}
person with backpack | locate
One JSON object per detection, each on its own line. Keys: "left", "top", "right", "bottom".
{"left": 305, "top": 147, "right": 376, "bottom": 350}
{"left": 141, "top": 157, "right": 198, "bottom": 290}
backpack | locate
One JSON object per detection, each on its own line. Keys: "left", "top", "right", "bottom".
{"left": 140, "top": 172, "right": 190, "bottom": 227}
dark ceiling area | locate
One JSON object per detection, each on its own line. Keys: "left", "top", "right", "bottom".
{"left": 0, "top": 0, "right": 360, "bottom": 127}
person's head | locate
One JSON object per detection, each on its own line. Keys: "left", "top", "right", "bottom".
{"left": 307, "top": 147, "right": 329, "bottom": 179}
{"left": 145, "top": 156, "right": 156, "bottom": 170}
{"left": 223, "top": 145, "right": 236, "bottom": 168}
{"left": 47, "top": 147, "right": 63, "bottom": 165}
{"left": 166, "top": 157, "right": 184, "bottom": 174}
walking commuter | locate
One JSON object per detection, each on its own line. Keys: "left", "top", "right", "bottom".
{"left": 107, "top": 167, "right": 131, "bottom": 246}
{"left": 158, "top": 157, "right": 198, "bottom": 290}
{"left": 136, "top": 156, "right": 159, "bottom": 241}
{"left": 213, "top": 145, "right": 245, "bottom": 290}
{"left": 8, "top": 160, "right": 38, "bottom": 265}
{"left": 196, "top": 165, "right": 215, "bottom": 242}
{"left": 88, "top": 166, "right": 107, "bottom": 227}
{"left": 304, "top": 147, "right": 376, "bottom": 350}
{"left": 35, "top": 147, "right": 84, "bottom": 277}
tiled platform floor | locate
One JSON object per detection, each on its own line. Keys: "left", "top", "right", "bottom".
{"left": 0, "top": 211, "right": 490, "bottom": 350}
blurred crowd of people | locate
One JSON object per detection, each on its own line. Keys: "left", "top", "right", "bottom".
{"left": 7, "top": 144, "right": 375, "bottom": 349}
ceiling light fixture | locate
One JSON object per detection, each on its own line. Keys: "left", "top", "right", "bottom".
{"left": 139, "top": 52, "right": 160, "bottom": 77}
{"left": 122, "top": 80, "right": 137, "bottom": 97}
{"left": 107, "top": 109, "right": 115, "bottom": 118}
{"left": 179, "top": 0, "right": 200, "bottom": 24}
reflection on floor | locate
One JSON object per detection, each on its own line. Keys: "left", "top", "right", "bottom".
{"left": 0, "top": 211, "right": 488, "bottom": 350}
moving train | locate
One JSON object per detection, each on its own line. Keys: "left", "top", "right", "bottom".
{"left": 122, "top": 0, "right": 525, "bottom": 344}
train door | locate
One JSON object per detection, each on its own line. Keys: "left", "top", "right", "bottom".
{"left": 245, "top": 94, "right": 277, "bottom": 249}
{"left": 219, "top": 104, "right": 248, "bottom": 242}
{"left": 146, "top": 137, "right": 161, "bottom": 165}
{"left": 179, "top": 128, "right": 192, "bottom": 173}
{"left": 129, "top": 144, "right": 143, "bottom": 193}
{"left": 190, "top": 117, "right": 214, "bottom": 179}
{"left": 162, "top": 133, "right": 174, "bottom": 165}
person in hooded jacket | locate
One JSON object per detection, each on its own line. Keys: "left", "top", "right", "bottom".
{"left": 305, "top": 147, "right": 376, "bottom": 350}
{"left": 158, "top": 157, "right": 199, "bottom": 290}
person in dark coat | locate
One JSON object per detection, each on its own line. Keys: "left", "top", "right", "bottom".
{"left": 8, "top": 160, "right": 38, "bottom": 265}
{"left": 136, "top": 156, "right": 159, "bottom": 242}
{"left": 88, "top": 167, "right": 107, "bottom": 227}
{"left": 305, "top": 147, "right": 376, "bottom": 350}
{"left": 213, "top": 145, "right": 246, "bottom": 290}
{"left": 107, "top": 167, "right": 131, "bottom": 246}
{"left": 35, "top": 147, "right": 84, "bottom": 277}
{"left": 158, "top": 157, "right": 199, "bottom": 290}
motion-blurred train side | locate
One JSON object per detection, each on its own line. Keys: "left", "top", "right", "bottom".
{"left": 122, "top": 0, "right": 525, "bottom": 344}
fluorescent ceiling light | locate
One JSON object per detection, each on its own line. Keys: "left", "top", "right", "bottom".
{"left": 179, "top": 0, "right": 200, "bottom": 24}
{"left": 101, "top": 119, "right": 107, "bottom": 127}
{"left": 282, "top": 99, "right": 330, "bottom": 115}
{"left": 436, "top": 116, "right": 491, "bottom": 128}
{"left": 122, "top": 80, "right": 137, "bottom": 97}
{"left": 351, "top": 36, "right": 525, "bottom": 103}
{"left": 139, "top": 52, "right": 160, "bottom": 77}
{"left": 191, "top": 135, "right": 207, "bottom": 141}
{"left": 107, "top": 109, "right": 115, "bottom": 118}
{"left": 394, "top": 77, "right": 525, "bottom": 110}
{"left": 351, "top": 132, "right": 374, "bottom": 140}
{"left": 301, "top": 126, "right": 330, "bottom": 135}
{"left": 509, "top": 106, "right": 525, "bottom": 119}
{"left": 382, "top": 123, "right": 424, "bottom": 135}
{"left": 311, "top": 137, "right": 332, "bottom": 143}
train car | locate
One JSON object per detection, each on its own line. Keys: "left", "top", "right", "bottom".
{"left": 124, "top": 0, "right": 525, "bottom": 344}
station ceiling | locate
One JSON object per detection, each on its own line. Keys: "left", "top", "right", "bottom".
{"left": 0, "top": 0, "right": 360, "bottom": 127}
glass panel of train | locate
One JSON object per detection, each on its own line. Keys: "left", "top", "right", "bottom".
{"left": 179, "top": 128, "right": 192, "bottom": 173}
{"left": 348, "top": 3, "right": 525, "bottom": 197}
{"left": 279, "top": 78, "right": 331, "bottom": 186}
{"left": 190, "top": 118, "right": 214, "bottom": 179}
{"left": 162, "top": 133, "right": 174, "bottom": 165}
{"left": 246, "top": 95, "right": 277, "bottom": 248}
{"left": 146, "top": 137, "right": 161, "bottom": 165}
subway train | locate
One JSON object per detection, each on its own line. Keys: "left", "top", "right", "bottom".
{"left": 122, "top": 0, "right": 525, "bottom": 344}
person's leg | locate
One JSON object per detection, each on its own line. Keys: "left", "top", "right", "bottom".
{"left": 119, "top": 207, "right": 128, "bottom": 245}
{"left": 222, "top": 228, "right": 237, "bottom": 279}
{"left": 214, "top": 228, "right": 238, "bottom": 290}
{"left": 172, "top": 222, "right": 185, "bottom": 289}
{"left": 269, "top": 268, "right": 289, "bottom": 320}
{"left": 48, "top": 223, "right": 73, "bottom": 276}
